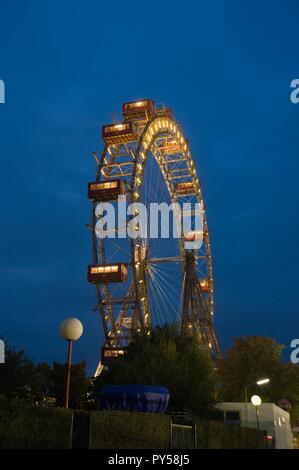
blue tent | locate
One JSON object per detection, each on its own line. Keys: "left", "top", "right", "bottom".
{"left": 100, "top": 384, "right": 170, "bottom": 414}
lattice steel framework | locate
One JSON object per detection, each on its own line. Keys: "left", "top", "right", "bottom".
{"left": 88, "top": 101, "right": 220, "bottom": 376}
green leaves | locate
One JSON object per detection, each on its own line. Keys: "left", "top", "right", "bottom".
{"left": 95, "top": 324, "right": 216, "bottom": 415}
{"left": 217, "top": 336, "right": 299, "bottom": 424}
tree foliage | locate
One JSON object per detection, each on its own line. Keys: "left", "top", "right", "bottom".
{"left": 217, "top": 336, "right": 299, "bottom": 423}
{"left": 0, "top": 342, "right": 90, "bottom": 409}
{"left": 95, "top": 324, "right": 216, "bottom": 415}
{"left": 0, "top": 343, "right": 35, "bottom": 400}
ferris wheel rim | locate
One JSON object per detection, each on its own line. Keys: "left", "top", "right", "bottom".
{"left": 89, "top": 102, "right": 219, "bottom": 376}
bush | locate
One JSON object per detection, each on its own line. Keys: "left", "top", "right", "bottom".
{"left": 95, "top": 325, "right": 216, "bottom": 415}
{"left": 0, "top": 405, "right": 73, "bottom": 449}
{"left": 90, "top": 410, "right": 170, "bottom": 449}
{"left": 196, "top": 420, "right": 266, "bottom": 449}
{"left": 0, "top": 406, "right": 266, "bottom": 449}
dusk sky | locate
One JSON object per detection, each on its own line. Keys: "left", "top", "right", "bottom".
{"left": 0, "top": 0, "right": 298, "bottom": 373}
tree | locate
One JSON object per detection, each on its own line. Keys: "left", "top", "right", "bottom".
{"left": 217, "top": 336, "right": 299, "bottom": 424}
{"left": 94, "top": 324, "right": 216, "bottom": 416}
{"left": 0, "top": 342, "right": 35, "bottom": 400}
{"left": 0, "top": 341, "right": 91, "bottom": 409}
{"left": 41, "top": 360, "right": 90, "bottom": 409}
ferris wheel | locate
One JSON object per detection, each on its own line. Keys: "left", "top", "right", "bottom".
{"left": 87, "top": 99, "right": 220, "bottom": 376}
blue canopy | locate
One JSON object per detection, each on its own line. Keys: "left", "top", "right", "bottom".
{"left": 100, "top": 384, "right": 170, "bottom": 414}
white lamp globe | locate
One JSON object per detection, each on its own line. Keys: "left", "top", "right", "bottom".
{"left": 251, "top": 395, "right": 262, "bottom": 407}
{"left": 60, "top": 318, "right": 83, "bottom": 341}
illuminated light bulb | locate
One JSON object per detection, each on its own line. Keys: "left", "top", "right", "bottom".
{"left": 135, "top": 262, "right": 140, "bottom": 267}
{"left": 139, "top": 279, "right": 143, "bottom": 284}
{"left": 256, "top": 378, "right": 270, "bottom": 386}
{"left": 251, "top": 395, "right": 262, "bottom": 407}
{"left": 141, "top": 297, "right": 145, "bottom": 301}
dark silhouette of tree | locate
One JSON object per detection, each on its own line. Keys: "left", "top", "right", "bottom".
{"left": 0, "top": 343, "right": 35, "bottom": 400}
{"left": 0, "top": 341, "right": 90, "bottom": 409}
{"left": 217, "top": 336, "right": 299, "bottom": 424}
{"left": 47, "top": 361, "right": 90, "bottom": 408}
{"left": 94, "top": 324, "right": 216, "bottom": 416}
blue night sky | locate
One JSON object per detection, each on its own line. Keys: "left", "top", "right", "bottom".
{"left": 0, "top": 0, "right": 298, "bottom": 373}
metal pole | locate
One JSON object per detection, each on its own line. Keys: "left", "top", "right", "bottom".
{"left": 244, "top": 386, "right": 248, "bottom": 426}
{"left": 65, "top": 340, "right": 72, "bottom": 409}
{"left": 256, "top": 406, "right": 259, "bottom": 430}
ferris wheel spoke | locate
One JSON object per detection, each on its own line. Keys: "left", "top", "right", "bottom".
{"left": 149, "top": 264, "right": 182, "bottom": 283}
{"left": 147, "top": 267, "right": 181, "bottom": 322}
{"left": 149, "top": 266, "right": 183, "bottom": 298}
{"left": 110, "top": 239, "right": 131, "bottom": 258}
{"left": 147, "top": 273, "right": 167, "bottom": 325}
{"left": 147, "top": 256, "right": 184, "bottom": 264}
{"left": 147, "top": 269, "right": 170, "bottom": 323}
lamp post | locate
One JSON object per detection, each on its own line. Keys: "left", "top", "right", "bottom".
{"left": 60, "top": 318, "right": 83, "bottom": 409}
{"left": 251, "top": 394, "right": 262, "bottom": 430}
{"left": 244, "top": 378, "right": 269, "bottom": 426}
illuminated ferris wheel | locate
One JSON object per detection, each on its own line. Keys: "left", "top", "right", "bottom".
{"left": 87, "top": 99, "right": 220, "bottom": 376}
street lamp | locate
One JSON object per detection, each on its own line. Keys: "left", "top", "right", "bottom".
{"left": 60, "top": 317, "right": 83, "bottom": 409}
{"left": 244, "top": 378, "right": 270, "bottom": 425}
{"left": 251, "top": 394, "right": 262, "bottom": 430}
{"left": 256, "top": 378, "right": 270, "bottom": 386}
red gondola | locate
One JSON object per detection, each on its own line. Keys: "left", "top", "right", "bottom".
{"left": 87, "top": 263, "right": 128, "bottom": 283}
{"left": 102, "top": 121, "right": 137, "bottom": 144}
{"left": 87, "top": 179, "right": 126, "bottom": 201}
{"left": 199, "top": 279, "right": 209, "bottom": 292}
{"left": 122, "top": 99, "right": 155, "bottom": 119}
{"left": 175, "top": 181, "right": 197, "bottom": 194}
{"left": 101, "top": 347, "right": 126, "bottom": 365}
